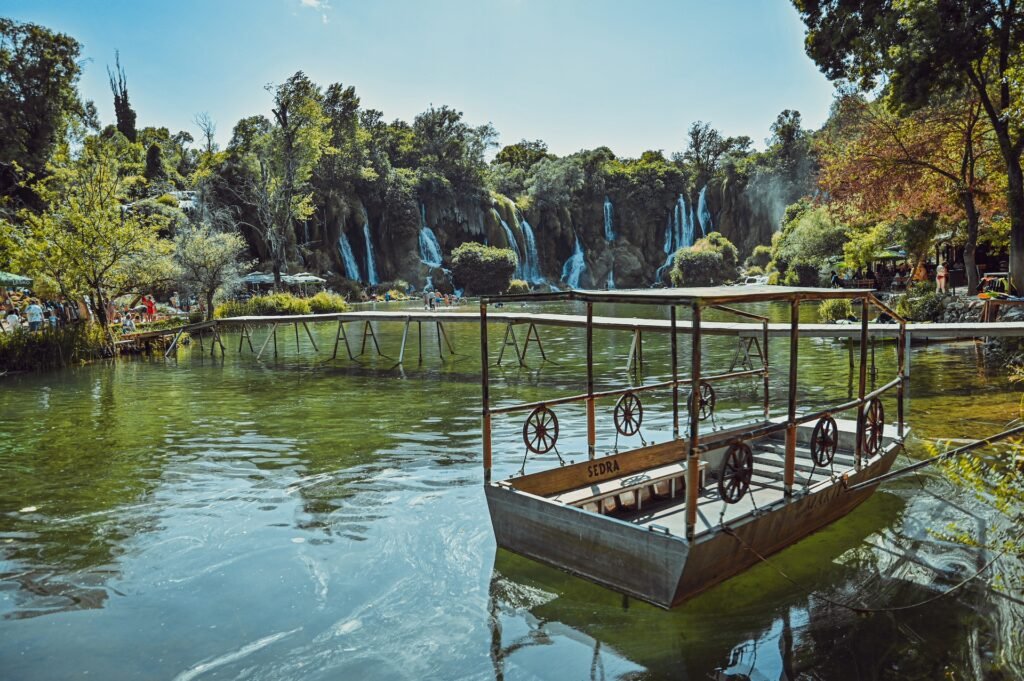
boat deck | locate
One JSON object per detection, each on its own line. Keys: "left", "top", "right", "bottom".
{"left": 611, "top": 440, "right": 858, "bottom": 538}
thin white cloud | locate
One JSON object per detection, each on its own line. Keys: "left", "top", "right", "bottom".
{"left": 298, "top": 0, "right": 330, "bottom": 23}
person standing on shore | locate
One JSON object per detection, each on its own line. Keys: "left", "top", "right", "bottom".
{"left": 25, "top": 299, "right": 43, "bottom": 332}
{"left": 936, "top": 261, "right": 948, "bottom": 294}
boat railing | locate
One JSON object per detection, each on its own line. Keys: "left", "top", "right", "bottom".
{"left": 488, "top": 366, "right": 766, "bottom": 416}
{"left": 694, "top": 376, "right": 903, "bottom": 454}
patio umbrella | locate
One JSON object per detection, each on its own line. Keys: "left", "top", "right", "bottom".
{"left": 0, "top": 271, "right": 33, "bottom": 287}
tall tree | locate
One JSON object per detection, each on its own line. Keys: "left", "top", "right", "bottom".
{"left": 794, "top": 0, "right": 1024, "bottom": 289}
{"left": 174, "top": 224, "right": 249, "bottom": 320}
{"left": 818, "top": 90, "right": 996, "bottom": 292}
{"left": 221, "top": 72, "right": 332, "bottom": 286}
{"left": 16, "top": 135, "right": 175, "bottom": 334}
{"left": 193, "top": 111, "right": 217, "bottom": 155}
{"left": 0, "top": 18, "right": 84, "bottom": 210}
{"left": 107, "top": 50, "right": 137, "bottom": 142}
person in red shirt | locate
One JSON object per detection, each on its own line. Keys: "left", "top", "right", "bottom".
{"left": 143, "top": 295, "right": 157, "bottom": 322}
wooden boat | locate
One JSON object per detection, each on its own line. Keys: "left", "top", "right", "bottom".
{"left": 478, "top": 286, "right": 908, "bottom": 609}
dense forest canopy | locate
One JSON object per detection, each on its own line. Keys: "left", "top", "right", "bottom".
{"left": 0, "top": 10, "right": 1021, "bottom": 305}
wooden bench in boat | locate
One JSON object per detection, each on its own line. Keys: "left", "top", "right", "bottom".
{"left": 550, "top": 460, "right": 707, "bottom": 515}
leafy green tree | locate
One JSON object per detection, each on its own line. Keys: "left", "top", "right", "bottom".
{"left": 413, "top": 105, "right": 496, "bottom": 195}
{"left": 526, "top": 156, "right": 584, "bottom": 209}
{"left": 174, "top": 224, "right": 249, "bottom": 320}
{"left": 794, "top": 0, "right": 1024, "bottom": 290}
{"left": 107, "top": 51, "right": 137, "bottom": 142}
{"left": 221, "top": 72, "right": 333, "bottom": 286}
{"left": 450, "top": 242, "right": 516, "bottom": 294}
{"left": 494, "top": 140, "right": 551, "bottom": 170}
{"left": 15, "top": 135, "right": 175, "bottom": 332}
{"left": 770, "top": 204, "right": 848, "bottom": 283}
{"left": 0, "top": 18, "right": 85, "bottom": 209}
{"left": 144, "top": 142, "right": 165, "bottom": 182}
{"left": 675, "top": 121, "right": 752, "bottom": 188}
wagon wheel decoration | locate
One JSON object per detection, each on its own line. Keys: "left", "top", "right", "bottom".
{"left": 614, "top": 392, "right": 643, "bottom": 437}
{"left": 693, "top": 381, "right": 716, "bottom": 421}
{"left": 810, "top": 415, "right": 839, "bottom": 467}
{"left": 861, "top": 398, "right": 885, "bottom": 456}
{"left": 523, "top": 405, "right": 559, "bottom": 455}
{"left": 718, "top": 442, "right": 754, "bottom": 504}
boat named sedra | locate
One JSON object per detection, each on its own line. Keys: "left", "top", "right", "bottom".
{"left": 478, "top": 286, "right": 907, "bottom": 609}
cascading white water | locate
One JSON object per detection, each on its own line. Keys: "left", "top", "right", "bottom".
{"left": 698, "top": 185, "right": 712, "bottom": 237}
{"left": 337, "top": 230, "right": 362, "bottom": 281}
{"left": 517, "top": 212, "right": 543, "bottom": 284}
{"left": 561, "top": 234, "right": 587, "bottom": 288}
{"left": 362, "top": 221, "right": 379, "bottom": 286}
{"left": 495, "top": 209, "right": 524, "bottom": 279}
{"left": 603, "top": 196, "right": 615, "bottom": 241}
{"left": 606, "top": 268, "right": 615, "bottom": 290}
{"left": 418, "top": 204, "right": 443, "bottom": 268}
{"left": 654, "top": 194, "right": 696, "bottom": 283}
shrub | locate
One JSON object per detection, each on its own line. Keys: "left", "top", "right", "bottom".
{"left": 670, "top": 232, "right": 740, "bottom": 286}
{"left": 331, "top": 278, "right": 364, "bottom": 302}
{"left": 506, "top": 279, "right": 530, "bottom": 295}
{"left": 671, "top": 249, "right": 726, "bottom": 287}
{"left": 818, "top": 298, "right": 854, "bottom": 323}
{"left": 745, "top": 265, "right": 764, "bottom": 276}
{"left": 781, "top": 262, "right": 821, "bottom": 287}
{"left": 746, "top": 245, "right": 772, "bottom": 269}
{"left": 451, "top": 242, "right": 517, "bottom": 295}
{"left": 895, "top": 281, "right": 945, "bottom": 322}
{"left": 214, "top": 292, "right": 312, "bottom": 318}
{"left": 0, "top": 323, "right": 108, "bottom": 373}
{"left": 308, "top": 291, "right": 349, "bottom": 314}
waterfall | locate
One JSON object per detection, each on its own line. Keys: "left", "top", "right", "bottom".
{"left": 603, "top": 196, "right": 615, "bottom": 241}
{"left": 606, "top": 268, "right": 615, "bottom": 290}
{"left": 517, "top": 213, "right": 543, "bottom": 284}
{"left": 654, "top": 194, "right": 695, "bottom": 283}
{"left": 418, "top": 204, "right": 443, "bottom": 268}
{"left": 495, "top": 209, "right": 524, "bottom": 280}
{"left": 362, "top": 221, "right": 379, "bottom": 286}
{"left": 337, "top": 230, "right": 362, "bottom": 281}
{"left": 697, "top": 185, "right": 712, "bottom": 237}
{"left": 561, "top": 234, "right": 587, "bottom": 288}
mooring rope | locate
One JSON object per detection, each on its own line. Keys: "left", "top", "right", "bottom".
{"left": 722, "top": 525, "right": 1019, "bottom": 614}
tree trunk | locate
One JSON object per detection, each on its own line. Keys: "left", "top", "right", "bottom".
{"left": 205, "top": 291, "right": 216, "bottom": 321}
{"left": 273, "top": 259, "right": 282, "bottom": 290}
{"left": 962, "top": 191, "right": 980, "bottom": 295}
{"left": 1008, "top": 155, "right": 1024, "bottom": 294}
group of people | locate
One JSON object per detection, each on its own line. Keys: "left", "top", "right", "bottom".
{"left": 829, "top": 261, "right": 946, "bottom": 292}
{"left": 422, "top": 291, "right": 461, "bottom": 310}
{"left": 2, "top": 291, "right": 85, "bottom": 333}
{"left": 1, "top": 289, "right": 174, "bottom": 335}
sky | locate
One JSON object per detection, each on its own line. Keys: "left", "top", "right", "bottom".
{"left": 4, "top": 0, "right": 838, "bottom": 158}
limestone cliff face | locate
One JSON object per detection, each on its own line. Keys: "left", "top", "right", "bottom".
{"left": 303, "top": 178, "right": 779, "bottom": 290}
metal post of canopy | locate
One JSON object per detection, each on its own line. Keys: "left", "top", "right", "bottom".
{"left": 762, "top": 318, "right": 770, "bottom": 419}
{"left": 586, "top": 302, "right": 596, "bottom": 460}
{"left": 784, "top": 297, "right": 799, "bottom": 497}
{"left": 898, "top": 320, "right": 906, "bottom": 436}
{"left": 685, "top": 302, "right": 702, "bottom": 541}
{"left": 480, "top": 301, "right": 492, "bottom": 483}
{"left": 671, "top": 306, "right": 679, "bottom": 440}
{"left": 855, "top": 297, "right": 869, "bottom": 470}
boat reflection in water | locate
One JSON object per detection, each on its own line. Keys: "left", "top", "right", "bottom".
{"left": 486, "top": 482, "right": 1002, "bottom": 679}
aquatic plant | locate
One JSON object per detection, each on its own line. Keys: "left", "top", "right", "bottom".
{"left": 308, "top": 291, "right": 350, "bottom": 314}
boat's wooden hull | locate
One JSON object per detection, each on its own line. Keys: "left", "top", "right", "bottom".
{"left": 486, "top": 439, "right": 902, "bottom": 609}
{"left": 673, "top": 441, "right": 900, "bottom": 604}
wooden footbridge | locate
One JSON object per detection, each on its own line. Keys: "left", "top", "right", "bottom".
{"left": 122, "top": 305, "right": 1024, "bottom": 377}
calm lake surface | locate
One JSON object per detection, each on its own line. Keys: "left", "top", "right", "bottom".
{"left": 2, "top": 300, "right": 1022, "bottom": 680}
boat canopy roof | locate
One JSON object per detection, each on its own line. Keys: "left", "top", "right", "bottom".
{"left": 485, "top": 285, "right": 875, "bottom": 306}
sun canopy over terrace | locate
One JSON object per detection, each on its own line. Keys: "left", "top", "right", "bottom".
{"left": 484, "top": 285, "right": 876, "bottom": 306}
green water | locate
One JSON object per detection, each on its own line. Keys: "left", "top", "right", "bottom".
{"left": 1, "top": 301, "right": 1022, "bottom": 679}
